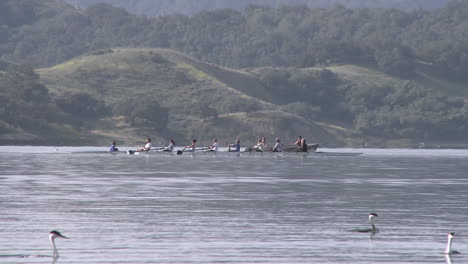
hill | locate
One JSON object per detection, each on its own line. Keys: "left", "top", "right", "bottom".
{"left": 35, "top": 48, "right": 468, "bottom": 148}
{"left": 2, "top": 0, "right": 468, "bottom": 147}
{"left": 2, "top": 47, "right": 466, "bottom": 147}
{"left": 37, "top": 48, "right": 338, "bottom": 147}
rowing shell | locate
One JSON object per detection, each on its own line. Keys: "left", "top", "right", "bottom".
{"left": 244, "top": 143, "right": 319, "bottom": 153}
{"left": 126, "top": 149, "right": 362, "bottom": 157}
{"left": 127, "top": 149, "right": 173, "bottom": 155}
{"left": 128, "top": 144, "right": 321, "bottom": 155}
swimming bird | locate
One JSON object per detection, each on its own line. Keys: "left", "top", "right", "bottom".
{"left": 49, "top": 230, "right": 68, "bottom": 258}
{"left": 0, "top": 230, "right": 68, "bottom": 260}
{"left": 351, "top": 213, "right": 379, "bottom": 233}
{"left": 445, "top": 232, "right": 461, "bottom": 255}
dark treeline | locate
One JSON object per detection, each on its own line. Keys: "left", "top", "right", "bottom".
{"left": 0, "top": 65, "right": 53, "bottom": 133}
{"left": 0, "top": 63, "right": 109, "bottom": 143}
{"left": 1, "top": 0, "right": 467, "bottom": 79}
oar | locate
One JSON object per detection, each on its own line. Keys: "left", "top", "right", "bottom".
{"left": 150, "top": 147, "right": 165, "bottom": 152}
{"left": 244, "top": 146, "right": 256, "bottom": 152}
{"left": 198, "top": 147, "right": 211, "bottom": 152}
{"left": 235, "top": 147, "right": 250, "bottom": 156}
{"left": 127, "top": 149, "right": 136, "bottom": 155}
{"left": 177, "top": 147, "right": 186, "bottom": 155}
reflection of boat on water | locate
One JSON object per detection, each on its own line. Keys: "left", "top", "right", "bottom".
{"left": 313, "top": 151, "right": 363, "bottom": 156}
{"left": 239, "top": 151, "right": 363, "bottom": 157}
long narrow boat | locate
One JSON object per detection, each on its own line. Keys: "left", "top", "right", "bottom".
{"left": 243, "top": 144, "right": 320, "bottom": 153}
{"left": 127, "top": 148, "right": 173, "bottom": 155}
{"left": 145, "top": 144, "right": 320, "bottom": 155}
{"left": 123, "top": 144, "right": 362, "bottom": 156}
{"left": 55, "top": 147, "right": 362, "bottom": 157}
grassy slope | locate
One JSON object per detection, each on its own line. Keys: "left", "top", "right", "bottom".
{"left": 37, "top": 48, "right": 337, "bottom": 146}
{"left": 37, "top": 48, "right": 465, "bottom": 147}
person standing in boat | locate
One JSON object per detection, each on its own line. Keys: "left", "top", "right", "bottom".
{"left": 137, "top": 138, "right": 152, "bottom": 152}
{"left": 208, "top": 138, "right": 219, "bottom": 152}
{"left": 228, "top": 138, "right": 241, "bottom": 152}
{"left": 109, "top": 141, "right": 119, "bottom": 152}
{"left": 295, "top": 136, "right": 307, "bottom": 152}
{"left": 272, "top": 138, "right": 283, "bottom": 152}
{"left": 163, "top": 139, "right": 175, "bottom": 152}
{"left": 185, "top": 139, "right": 197, "bottom": 151}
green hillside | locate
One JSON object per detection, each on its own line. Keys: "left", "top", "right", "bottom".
{"left": 33, "top": 48, "right": 468, "bottom": 148}
{"left": 37, "top": 48, "right": 338, "bottom": 147}
{"left": 2, "top": 0, "right": 468, "bottom": 147}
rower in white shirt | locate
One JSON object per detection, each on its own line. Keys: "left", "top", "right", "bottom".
{"left": 137, "top": 138, "right": 152, "bottom": 152}
{"left": 208, "top": 138, "right": 219, "bottom": 152}
{"left": 252, "top": 139, "right": 264, "bottom": 152}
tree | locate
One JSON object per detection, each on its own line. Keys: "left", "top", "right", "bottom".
{"left": 113, "top": 98, "right": 169, "bottom": 128}
{"left": 56, "top": 93, "right": 109, "bottom": 118}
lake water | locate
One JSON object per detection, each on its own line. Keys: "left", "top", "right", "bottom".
{"left": 1, "top": 147, "right": 467, "bottom": 263}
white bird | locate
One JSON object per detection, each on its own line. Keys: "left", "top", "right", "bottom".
{"left": 445, "top": 232, "right": 461, "bottom": 255}
{"left": 351, "top": 213, "right": 379, "bottom": 233}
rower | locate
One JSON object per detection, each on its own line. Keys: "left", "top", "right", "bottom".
{"left": 228, "top": 139, "right": 241, "bottom": 152}
{"left": 295, "top": 136, "right": 302, "bottom": 147}
{"left": 252, "top": 139, "right": 264, "bottom": 152}
{"left": 295, "top": 136, "right": 307, "bottom": 152}
{"left": 208, "top": 138, "right": 219, "bottom": 152}
{"left": 272, "top": 138, "right": 283, "bottom": 152}
{"left": 163, "top": 139, "right": 175, "bottom": 152}
{"left": 185, "top": 139, "right": 197, "bottom": 151}
{"left": 109, "top": 141, "right": 119, "bottom": 152}
{"left": 137, "top": 138, "right": 152, "bottom": 152}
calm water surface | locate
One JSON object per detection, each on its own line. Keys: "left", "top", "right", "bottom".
{"left": 0, "top": 147, "right": 467, "bottom": 263}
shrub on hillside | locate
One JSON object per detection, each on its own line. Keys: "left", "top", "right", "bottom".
{"left": 113, "top": 98, "right": 169, "bottom": 128}
{"left": 55, "top": 93, "right": 109, "bottom": 118}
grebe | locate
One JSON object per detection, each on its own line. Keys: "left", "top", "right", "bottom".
{"left": 351, "top": 213, "right": 379, "bottom": 233}
{"left": 49, "top": 230, "right": 68, "bottom": 258}
{"left": 445, "top": 232, "right": 461, "bottom": 255}
{"left": 0, "top": 230, "right": 68, "bottom": 259}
